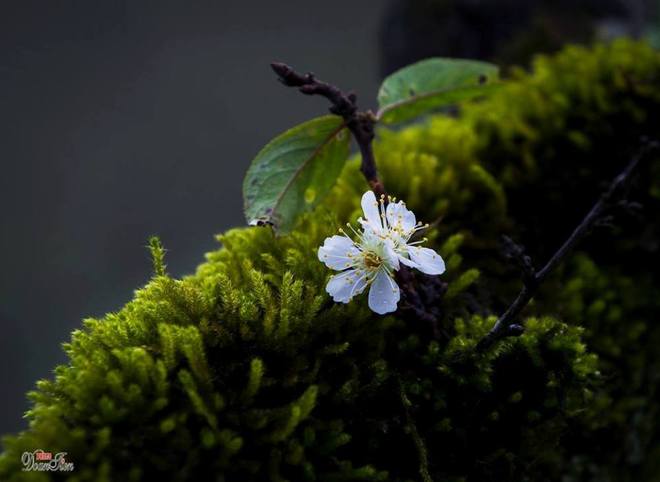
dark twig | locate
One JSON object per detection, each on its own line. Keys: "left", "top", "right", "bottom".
{"left": 477, "top": 139, "right": 659, "bottom": 352}
{"left": 270, "top": 62, "right": 386, "bottom": 198}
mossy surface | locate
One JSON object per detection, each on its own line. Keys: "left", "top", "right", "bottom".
{"left": 2, "top": 40, "right": 659, "bottom": 481}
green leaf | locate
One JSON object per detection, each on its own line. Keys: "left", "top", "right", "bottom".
{"left": 377, "top": 58, "right": 500, "bottom": 124}
{"left": 243, "top": 115, "right": 350, "bottom": 232}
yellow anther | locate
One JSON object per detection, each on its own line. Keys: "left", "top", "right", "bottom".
{"left": 363, "top": 252, "right": 382, "bottom": 269}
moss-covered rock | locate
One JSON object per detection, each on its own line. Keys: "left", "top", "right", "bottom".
{"left": 2, "top": 39, "right": 659, "bottom": 481}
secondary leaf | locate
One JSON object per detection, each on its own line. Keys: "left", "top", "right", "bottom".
{"left": 243, "top": 115, "right": 350, "bottom": 233}
{"left": 377, "top": 58, "right": 499, "bottom": 124}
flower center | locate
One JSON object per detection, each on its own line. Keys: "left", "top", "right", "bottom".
{"left": 363, "top": 251, "right": 382, "bottom": 269}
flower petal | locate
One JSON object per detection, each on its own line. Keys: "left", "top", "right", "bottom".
{"left": 408, "top": 246, "right": 446, "bottom": 275}
{"left": 326, "top": 269, "right": 368, "bottom": 303}
{"left": 318, "top": 235, "right": 359, "bottom": 270}
{"left": 368, "top": 269, "right": 400, "bottom": 314}
{"left": 397, "top": 253, "right": 418, "bottom": 268}
{"left": 360, "top": 190, "right": 383, "bottom": 233}
{"left": 383, "top": 238, "right": 400, "bottom": 271}
{"left": 386, "top": 201, "right": 416, "bottom": 233}
{"left": 349, "top": 270, "right": 370, "bottom": 298}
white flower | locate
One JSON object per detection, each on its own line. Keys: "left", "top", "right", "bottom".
{"left": 318, "top": 191, "right": 446, "bottom": 314}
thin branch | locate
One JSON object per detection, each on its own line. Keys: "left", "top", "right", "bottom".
{"left": 270, "top": 62, "right": 386, "bottom": 198}
{"left": 477, "top": 139, "right": 659, "bottom": 352}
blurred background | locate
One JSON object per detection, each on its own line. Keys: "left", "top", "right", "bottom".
{"left": 0, "top": 0, "right": 657, "bottom": 436}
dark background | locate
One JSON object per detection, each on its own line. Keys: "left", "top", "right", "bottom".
{"left": 1, "top": 0, "right": 653, "bottom": 437}
{"left": 0, "top": 0, "right": 385, "bottom": 435}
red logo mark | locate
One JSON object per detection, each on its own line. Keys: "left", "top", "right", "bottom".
{"left": 35, "top": 451, "right": 52, "bottom": 461}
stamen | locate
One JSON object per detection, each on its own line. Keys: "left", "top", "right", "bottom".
{"left": 345, "top": 222, "right": 363, "bottom": 242}
{"left": 363, "top": 251, "right": 383, "bottom": 269}
{"left": 378, "top": 195, "right": 388, "bottom": 229}
{"left": 407, "top": 239, "right": 426, "bottom": 246}
{"left": 338, "top": 227, "right": 356, "bottom": 244}
{"left": 411, "top": 223, "right": 429, "bottom": 234}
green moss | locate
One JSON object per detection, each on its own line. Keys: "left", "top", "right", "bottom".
{"left": 2, "top": 39, "right": 660, "bottom": 481}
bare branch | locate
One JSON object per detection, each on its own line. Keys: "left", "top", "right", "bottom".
{"left": 271, "top": 62, "right": 385, "bottom": 198}
{"left": 477, "top": 139, "right": 659, "bottom": 352}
